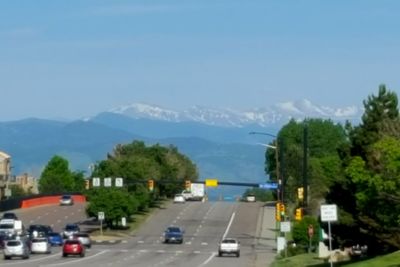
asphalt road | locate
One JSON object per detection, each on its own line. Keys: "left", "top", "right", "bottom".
{"left": 0, "top": 200, "right": 276, "bottom": 267}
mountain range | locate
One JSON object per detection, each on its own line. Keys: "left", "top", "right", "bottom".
{"left": 1, "top": 100, "right": 362, "bottom": 197}
{"left": 105, "top": 100, "right": 362, "bottom": 127}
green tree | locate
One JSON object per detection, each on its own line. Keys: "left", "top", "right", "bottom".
{"left": 86, "top": 187, "right": 138, "bottom": 228}
{"left": 266, "top": 119, "right": 346, "bottom": 214}
{"left": 9, "top": 184, "right": 28, "bottom": 197}
{"left": 327, "top": 85, "right": 400, "bottom": 253}
{"left": 89, "top": 140, "right": 199, "bottom": 220}
{"left": 39, "top": 155, "right": 75, "bottom": 194}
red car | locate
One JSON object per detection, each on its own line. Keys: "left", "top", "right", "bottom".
{"left": 62, "top": 240, "right": 85, "bottom": 257}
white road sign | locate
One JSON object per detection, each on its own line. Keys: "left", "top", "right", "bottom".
{"left": 115, "top": 177, "right": 124, "bottom": 187}
{"left": 104, "top": 177, "right": 112, "bottom": 187}
{"left": 92, "top": 177, "right": 101, "bottom": 187}
{"left": 321, "top": 204, "right": 338, "bottom": 222}
{"left": 98, "top": 211, "right": 105, "bottom": 220}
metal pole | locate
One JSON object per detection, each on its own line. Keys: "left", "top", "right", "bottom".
{"left": 303, "top": 125, "right": 308, "bottom": 208}
{"left": 328, "top": 221, "right": 333, "bottom": 267}
{"left": 100, "top": 219, "right": 103, "bottom": 236}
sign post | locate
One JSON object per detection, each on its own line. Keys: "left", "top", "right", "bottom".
{"left": 98, "top": 211, "right": 105, "bottom": 236}
{"left": 308, "top": 224, "right": 314, "bottom": 253}
{"left": 321, "top": 204, "right": 338, "bottom": 267}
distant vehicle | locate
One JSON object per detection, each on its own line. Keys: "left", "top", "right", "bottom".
{"left": 28, "top": 224, "right": 53, "bottom": 238}
{"left": 164, "top": 226, "right": 184, "bottom": 244}
{"left": 72, "top": 233, "right": 92, "bottom": 248}
{"left": 63, "top": 239, "right": 85, "bottom": 257}
{"left": 31, "top": 237, "right": 51, "bottom": 254}
{"left": 0, "top": 219, "right": 24, "bottom": 236}
{"left": 3, "top": 239, "right": 30, "bottom": 260}
{"left": 47, "top": 232, "right": 63, "bottom": 246}
{"left": 181, "top": 190, "right": 192, "bottom": 200}
{"left": 183, "top": 183, "right": 205, "bottom": 201}
{"left": 1, "top": 212, "right": 18, "bottom": 220}
{"left": 218, "top": 238, "right": 240, "bottom": 257}
{"left": 62, "top": 223, "right": 80, "bottom": 239}
{"left": 0, "top": 232, "right": 12, "bottom": 249}
{"left": 59, "top": 195, "right": 74, "bottom": 206}
{"left": 173, "top": 194, "right": 186, "bottom": 204}
{"left": 245, "top": 194, "right": 256, "bottom": 202}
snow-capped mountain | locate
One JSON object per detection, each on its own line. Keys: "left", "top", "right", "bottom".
{"left": 109, "top": 100, "right": 362, "bottom": 127}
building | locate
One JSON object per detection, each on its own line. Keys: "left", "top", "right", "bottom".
{"left": 0, "top": 151, "right": 11, "bottom": 199}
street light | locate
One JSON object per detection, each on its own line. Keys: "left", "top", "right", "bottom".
{"left": 249, "top": 132, "right": 283, "bottom": 203}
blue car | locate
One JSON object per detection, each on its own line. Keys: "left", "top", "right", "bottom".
{"left": 164, "top": 226, "right": 184, "bottom": 244}
{"left": 47, "top": 232, "right": 63, "bottom": 246}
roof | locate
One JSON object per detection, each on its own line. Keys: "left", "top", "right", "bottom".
{"left": 0, "top": 151, "right": 10, "bottom": 160}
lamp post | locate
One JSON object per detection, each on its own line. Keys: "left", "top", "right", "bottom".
{"left": 249, "top": 132, "right": 282, "bottom": 203}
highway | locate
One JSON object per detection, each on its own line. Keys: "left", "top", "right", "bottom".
{"left": 0, "top": 200, "right": 276, "bottom": 267}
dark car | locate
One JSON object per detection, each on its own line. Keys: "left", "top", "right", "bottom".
{"left": 62, "top": 239, "right": 85, "bottom": 257}
{"left": 28, "top": 224, "right": 53, "bottom": 238}
{"left": 47, "top": 232, "right": 63, "bottom": 246}
{"left": 1, "top": 212, "right": 18, "bottom": 220}
{"left": 164, "top": 226, "right": 184, "bottom": 244}
{"left": 63, "top": 224, "right": 80, "bottom": 239}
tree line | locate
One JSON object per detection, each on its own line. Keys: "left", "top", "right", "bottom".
{"left": 266, "top": 84, "right": 400, "bottom": 254}
{"left": 37, "top": 141, "right": 198, "bottom": 228}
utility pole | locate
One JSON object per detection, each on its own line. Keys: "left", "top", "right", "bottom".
{"left": 303, "top": 124, "right": 308, "bottom": 208}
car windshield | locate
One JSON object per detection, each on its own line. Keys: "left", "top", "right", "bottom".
{"left": 48, "top": 233, "right": 60, "bottom": 237}
{"left": 62, "top": 195, "right": 71, "bottom": 200}
{"left": 6, "top": 241, "right": 21, "bottom": 246}
{"left": 0, "top": 224, "right": 14, "bottom": 229}
{"left": 65, "top": 225, "right": 78, "bottom": 231}
{"left": 167, "top": 227, "right": 181, "bottom": 233}
{"left": 222, "top": 239, "right": 237, "bottom": 244}
{"left": 65, "top": 240, "right": 80, "bottom": 245}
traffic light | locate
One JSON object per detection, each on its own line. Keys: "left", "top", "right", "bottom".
{"left": 185, "top": 180, "right": 191, "bottom": 190}
{"left": 295, "top": 208, "right": 303, "bottom": 221}
{"left": 148, "top": 179, "right": 154, "bottom": 192}
{"left": 280, "top": 202, "right": 286, "bottom": 217}
{"left": 297, "top": 187, "right": 304, "bottom": 200}
{"left": 275, "top": 202, "right": 281, "bottom": 222}
{"left": 85, "top": 180, "right": 90, "bottom": 190}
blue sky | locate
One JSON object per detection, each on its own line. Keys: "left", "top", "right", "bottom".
{"left": 1, "top": 0, "right": 399, "bottom": 121}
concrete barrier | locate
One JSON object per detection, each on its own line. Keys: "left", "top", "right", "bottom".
{"left": 21, "top": 195, "right": 86, "bottom": 209}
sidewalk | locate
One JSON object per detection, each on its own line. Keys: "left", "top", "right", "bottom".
{"left": 255, "top": 203, "right": 277, "bottom": 267}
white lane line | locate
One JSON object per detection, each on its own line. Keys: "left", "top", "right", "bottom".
{"left": 222, "top": 212, "right": 236, "bottom": 240}
{"left": 198, "top": 252, "right": 217, "bottom": 266}
{"left": 185, "top": 241, "right": 192, "bottom": 245}
{"left": 201, "top": 242, "right": 208, "bottom": 246}
{"left": 40, "top": 250, "right": 108, "bottom": 266}
{"left": 137, "top": 240, "right": 144, "bottom": 244}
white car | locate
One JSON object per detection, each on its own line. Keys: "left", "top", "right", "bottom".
{"left": 31, "top": 237, "right": 51, "bottom": 254}
{"left": 218, "top": 238, "right": 240, "bottom": 257}
{"left": 59, "top": 195, "right": 74, "bottom": 206}
{"left": 3, "top": 239, "right": 30, "bottom": 260}
{"left": 173, "top": 194, "right": 186, "bottom": 203}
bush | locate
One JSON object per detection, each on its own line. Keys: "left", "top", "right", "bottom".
{"left": 292, "top": 216, "right": 320, "bottom": 248}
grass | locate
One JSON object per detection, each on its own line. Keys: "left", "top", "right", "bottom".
{"left": 270, "top": 251, "right": 400, "bottom": 267}
{"left": 90, "top": 199, "right": 168, "bottom": 238}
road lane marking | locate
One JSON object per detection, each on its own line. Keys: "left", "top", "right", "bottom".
{"left": 40, "top": 250, "right": 108, "bottom": 266}
{"left": 198, "top": 252, "right": 217, "bottom": 266}
{"left": 201, "top": 242, "right": 208, "bottom": 246}
{"left": 2, "top": 253, "right": 61, "bottom": 265}
{"left": 222, "top": 212, "right": 236, "bottom": 240}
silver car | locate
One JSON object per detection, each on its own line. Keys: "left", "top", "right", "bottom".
{"left": 73, "top": 233, "right": 92, "bottom": 248}
{"left": 31, "top": 237, "right": 51, "bottom": 254}
{"left": 3, "top": 239, "right": 30, "bottom": 260}
{"left": 59, "top": 195, "right": 74, "bottom": 206}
